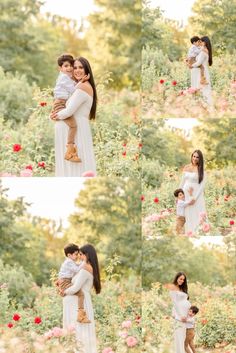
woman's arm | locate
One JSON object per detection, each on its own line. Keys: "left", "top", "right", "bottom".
{"left": 191, "top": 51, "right": 206, "bottom": 67}
{"left": 55, "top": 89, "right": 88, "bottom": 120}
{"left": 64, "top": 269, "right": 88, "bottom": 295}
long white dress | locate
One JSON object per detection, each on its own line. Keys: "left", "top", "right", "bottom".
{"left": 180, "top": 171, "right": 206, "bottom": 234}
{"left": 170, "top": 291, "right": 191, "bottom": 353}
{"left": 63, "top": 269, "right": 97, "bottom": 353}
{"left": 55, "top": 89, "right": 96, "bottom": 176}
{"left": 191, "top": 50, "right": 212, "bottom": 105}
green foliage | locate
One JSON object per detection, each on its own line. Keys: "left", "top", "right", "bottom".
{"left": 86, "top": 0, "right": 141, "bottom": 89}
{"left": 66, "top": 177, "right": 141, "bottom": 275}
{"left": 0, "top": 260, "right": 35, "bottom": 307}
{"left": 142, "top": 237, "right": 234, "bottom": 289}
{"left": 189, "top": 0, "right": 236, "bottom": 55}
{"left": 0, "top": 68, "right": 34, "bottom": 127}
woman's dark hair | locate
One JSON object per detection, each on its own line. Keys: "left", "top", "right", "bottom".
{"left": 173, "top": 272, "right": 188, "bottom": 294}
{"left": 201, "top": 36, "right": 212, "bottom": 66}
{"left": 191, "top": 149, "right": 204, "bottom": 184}
{"left": 80, "top": 244, "right": 101, "bottom": 294}
{"left": 74, "top": 57, "right": 97, "bottom": 120}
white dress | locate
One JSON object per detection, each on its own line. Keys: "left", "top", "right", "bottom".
{"left": 55, "top": 89, "right": 96, "bottom": 177}
{"left": 63, "top": 269, "right": 97, "bottom": 353}
{"left": 180, "top": 171, "right": 206, "bottom": 233}
{"left": 170, "top": 291, "right": 191, "bottom": 353}
{"left": 191, "top": 50, "right": 212, "bottom": 105}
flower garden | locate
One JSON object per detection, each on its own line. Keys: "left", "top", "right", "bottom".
{"left": 142, "top": 48, "right": 236, "bottom": 119}
{"left": 143, "top": 282, "right": 236, "bottom": 353}
{"left": 0, "top": 262, "right": 141, "bottom": 353}
{"left": 142, "top": 167, "right": 236, "bottom": 238}
{"left": 0, "top": 70, "right": 141, "bottom": 178}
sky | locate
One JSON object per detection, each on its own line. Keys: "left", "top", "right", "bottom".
{"left": 150, "top": 0, "right": 196, "bottom": 23}
{"left": 41, "top": 0, "right": 96, "bottom": 23}
{"left": 1, "top": 177, "right": 85, "bottom": 227}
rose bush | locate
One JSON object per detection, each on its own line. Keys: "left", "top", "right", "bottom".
{"left": 142, "top": 167, "right": 236, "bottom": 237}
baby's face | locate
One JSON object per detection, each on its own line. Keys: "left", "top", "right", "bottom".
{"left": 60, "top": 61, "right": 73, "bottom": 76}
{"left": 188, "top": 309, "right": 195, "bottom": 317}
{"left": 178, "top": 192, "right": 185, "bottom": 201}
{"left": 68, "top": 251, "right": 79, "bottom": 261}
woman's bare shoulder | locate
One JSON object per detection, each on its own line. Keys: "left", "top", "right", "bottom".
{"left": 164, "top": 283, "right": 177, "bottom": 290}
{"left": 183, "top": 164, "right": 192, "bottom": 172}
{"left": 77, "top": 82, "right": 93, "bottom": 96}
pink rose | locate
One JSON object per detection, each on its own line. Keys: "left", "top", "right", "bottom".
{"left": 52, "top": 327, "right": 64, "bottom": 337}
{"left": 202, "top": 223, "right": 210, "bottom": 232}
{"left": 102, "top": 348, "right": 114, "bottom": 353}
{"left": 44, "top": 330, "right": 53, "bottom": 340}
{"left": 187, "top": 87, "right": 197, "bottom": 94}
{"left": 121, "top": 320, "right": 132, "bottom": 329}
{"left": 0, "top": 172, "right": 17, "bottom": 177}
{"left": 186, "top": 231, "right": 193, "bottom": 237}
{"left": 82, "top": 171, "right": 95, "bottom": 177}
{"left": 231, "top": 81, "right": 236, "bottom": 89}
{"left": 20, "top": 169, "right": 33, "bottom": 177}
{"left": 126, "top": 336, "right": 138, "bottom": 347}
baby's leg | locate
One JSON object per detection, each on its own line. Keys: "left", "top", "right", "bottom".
{"left": 189, "top": 339, "right": 196, "bottom": 353}
{"left": 64, "top": 116, "right": 77, "bottom": 145}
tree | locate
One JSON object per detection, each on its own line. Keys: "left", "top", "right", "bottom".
{"left": 85, "top": 0, "right": 141, "bottom": 89}
{"left": 189, "top": 0, "right": 236, "bottom": 54}
{"left": 65, "top": 178, "right": 141, "bottom": 274}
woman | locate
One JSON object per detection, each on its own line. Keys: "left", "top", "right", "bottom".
{"left": 63, "top": 244, "right": 101, "bottom": 353}
{"left": 179, "top": 150, "right": 206, "bottom": 234}
{"left": 189, "top": 36, "right": 213, "bottom": 105}
{"left": 52, "top": 57, "right": 97, "bottom": 177}
{"left": 165, "top": 272, "right": 191, "bottom": 353}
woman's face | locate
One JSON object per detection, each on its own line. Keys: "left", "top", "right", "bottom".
{"left": 79, "top": 251, "right": 87, "bottom": 262}
{"left": 73, "top": 60, "right": 86, "bottom": 81}
{"left": 177, "top": 275, "right": 185, "bottom": 286}
{"left": 192, "top": 152, "right": 200, "bottom": 165}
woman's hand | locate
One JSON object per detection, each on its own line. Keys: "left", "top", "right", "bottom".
{"left": 50, "top": 111, "right": 59, "bottom": 120}
{"left": 181, "top": 317, "right": 187, "bottom": 322}
{"left": 189, "top": 198, "right": 196, "bottom": 205}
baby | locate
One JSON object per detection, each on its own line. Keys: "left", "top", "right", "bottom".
{"left": 51, "top": 54, "right": 87, "bottom": 163}
{"left": 56, "top": 243, "right": 91, "bottom": 323}
{"left": 184, "top": 305, "right": 199, "bottom": 353}
{"left": 174, "top": 188, "right": 193, "bottom": 234}
{"left": 187, "top": 36, "right": 208, "bottom": 85}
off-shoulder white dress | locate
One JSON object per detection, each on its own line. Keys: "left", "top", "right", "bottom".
{"left": 64, "top": 269, "right": 97, "bottom": 353}
{"left": 55, "top": 89, "right": 96, "bottom": 176}
{"left": 180, "top": 171, "right": 206, "bottom": 233}
{"left": 170, "top": 290, "right": 191, "bottom": 353}
{"left": 191, "top": 50, "right": 212, "bottom": 105}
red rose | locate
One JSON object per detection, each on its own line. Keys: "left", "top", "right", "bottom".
{"left": 38, "top": 161, "right": 45, "bottom": 168}
{"left": 34, "top": 316, "right": 42, "bottom": 324}
{"left": 224, "top": 195, "right": 230, "bottom": 201}
{"left": 25, "top": 165, "right": 33, "bottom": 170}
{"left": 138, "top": 143, "right": 143, "bottom": 148}
{"left": 141, "top": 195, "right": 145, "bottom": 201}
{"left": 229, "top": 220, "right": 235, "bottom": 226}
{"left": 122, "top": 151, "right": 126, "bottom": 157}
{"left": 172, "top": 80, "right": 177, "bottom": 86}
{"left": 154, "top": 197, "right": 159, "bottom": 203}
{"left": 201, "top": 319, "right": 208, "bottom": 325}
{"left": 159, "top": 79, "right": 165, "bottom": 84}
{"left": 13, "top": 314, "right": 21, "bottom": 321}
{"left": 13, "top": 144, "right": 22, "bottom": 152}
{"left": 123, "top": 143, "right": 127, "bottom": 147}
{"left": 40, "top": 102, "right": 47, "bottom": 107}
{"left": 7, "top": 322, "right": 13, "bottom": 328}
